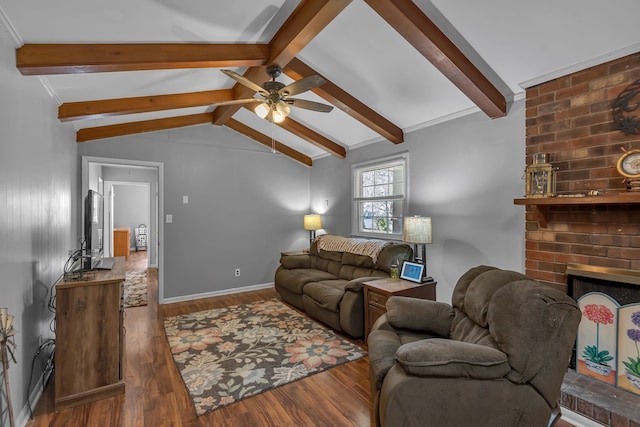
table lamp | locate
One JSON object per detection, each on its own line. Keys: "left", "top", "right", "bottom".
{"left": 403, "top": 216, "right": 432, "bottom": 280}
{"left": 303, "top": 214, "right": 322, "bottom": 246}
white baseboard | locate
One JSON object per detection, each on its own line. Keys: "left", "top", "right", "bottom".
{"left": 161, "top": 282, "right": 274, "bottom": 304}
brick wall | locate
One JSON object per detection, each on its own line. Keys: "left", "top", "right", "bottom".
{"left": 525, "top": 53, "right": 640, "bottom": 291}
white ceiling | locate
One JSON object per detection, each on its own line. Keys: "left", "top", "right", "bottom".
{"left": 1, "top": 0, "right": 639, "bottom": 160}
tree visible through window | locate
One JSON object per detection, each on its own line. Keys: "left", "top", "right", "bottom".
{"left": 353, "top": 157, "right": 406, "bottom": 236}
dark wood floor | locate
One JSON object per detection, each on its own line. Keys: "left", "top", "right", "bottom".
{"left": 27, "top": 251, "right": 371, "bottom": 426}
{"left": 27, "top": 250, "right": 576, "bottom": 427}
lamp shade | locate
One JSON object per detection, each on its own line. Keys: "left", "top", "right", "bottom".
{"left": 403, "top": 216, "right": 432, "bottom": 244}
{"left": 303, "top": 214, "right": 322, "bottom": 231}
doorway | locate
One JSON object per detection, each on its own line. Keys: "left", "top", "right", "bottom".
{"left": 82, "top": 156, "right": 165, "bottom": 303}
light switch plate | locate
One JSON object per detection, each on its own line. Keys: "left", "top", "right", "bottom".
{"left": 166, "top": 214, "right": 173, "bottom": 223}
{"left": 183, "top": 196, "right": 188, "bottom": 204}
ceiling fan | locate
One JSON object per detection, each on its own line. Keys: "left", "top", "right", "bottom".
{"left": 218, "top": 65, "right": 334, "bottom": 123}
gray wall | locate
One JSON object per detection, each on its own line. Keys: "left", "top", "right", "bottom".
{"left": 113, "top": 184, "right": 150, "bottom": 250}
{"left": 311, "top": 101, "right": 527, "bottom": 303}
{"left": 102, "top": 166, "right": 158, "bottom": 266}
{"left": 0, "top": 32, "right": 78, "bottom": 423}
{"left": 79, "top": 124, "right": 311, "bottom": 300}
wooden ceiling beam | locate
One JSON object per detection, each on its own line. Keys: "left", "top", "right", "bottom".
{"left": 16, "top": 44, "right": 269, "bottom": 75}
{"left": 59, "top": 89, "right": 233, "bottom": 122}
{"left": 240, "top": 106, "right": 346, "bottom": 158}
{"left": 277, "top": 117, "right": 346, "bottom": 159}
{"left": 365, "top": 0, "right": 506, "bottom": 118}
{"left": 213, "top": 0, "right": 351, "bottom": 125}
{"left": 225, "top": 119, "right": 312, "bottom": 167}
{"left": 267, "top": 0, "right": 352, "bottom": 68}
{"left": 283, "top": 58, "right": 404, "bottom": 144}
{"left": 76, "top": 113, "right": 213, "bottom": 142}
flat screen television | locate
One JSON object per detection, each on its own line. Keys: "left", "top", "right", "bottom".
{"left": 82, "top": 189, "right": 105, "bottom": 270}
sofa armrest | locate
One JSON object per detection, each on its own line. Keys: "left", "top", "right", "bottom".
{"left": 344, "top": 276, "right": 385, "bottom": 292}
{"left": 386, "top": 296, "right": 454, "bottom": 337}
{"left": 279, "top": 253, "right": 311, "bottom": 269}
{"left": 396, "top": 338, "right": 510, "bottom": 380}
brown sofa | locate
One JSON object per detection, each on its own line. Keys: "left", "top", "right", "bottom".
{"left": 368, "top": 265, "right": 581, "bottom": 427}
{"left": 274, "top": 235, "right": 412, "bottom": 338}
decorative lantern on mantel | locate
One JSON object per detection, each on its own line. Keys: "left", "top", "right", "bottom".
{"left": 525, "top": 153, "right": 556, "bottom": 198}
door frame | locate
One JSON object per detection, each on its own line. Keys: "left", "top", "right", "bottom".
{"left": 82, "top": 156, "right": 166, "bottom": 303}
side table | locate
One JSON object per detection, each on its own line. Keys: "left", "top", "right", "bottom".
{"left": 362, "top": 277, "right": 436, "bottom": 343}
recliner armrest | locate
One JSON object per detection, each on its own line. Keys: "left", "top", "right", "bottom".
{"left": 368, "top": 329, "right": 403, "bottom": 390}
{"left": 386, "top": 296, "right": 454, "bottom": 337}
{"left": 396, "top": 338, "right": 510, "bottom": 379}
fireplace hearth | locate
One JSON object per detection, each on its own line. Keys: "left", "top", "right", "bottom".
{"left": 563, "top": 264, "right": 640, "bottom": 426}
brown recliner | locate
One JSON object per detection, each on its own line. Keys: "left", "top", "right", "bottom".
{"left": 368, "top": 265, "right": 581, "bottom": 427}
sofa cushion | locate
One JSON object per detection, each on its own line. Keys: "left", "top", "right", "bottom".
{"left": 303, "top": 280, "right": 349, "bottom": 312}
{"left": 310, "top": 256, "right": 343, "bottom": 276}
{"left": 342, "top": 252, "right": 375, "bottom": 268}
{"left": 395, "top": 338, "right": 510, "bottom": 379}
{"left": 275, "top": 268, "right": 338, "bottom": 295}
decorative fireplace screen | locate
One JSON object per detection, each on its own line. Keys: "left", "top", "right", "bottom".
{"left": 567, "top": 263, "right": 640, "bottom": 397}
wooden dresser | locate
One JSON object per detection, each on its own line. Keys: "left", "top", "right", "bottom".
{"left": 113, "top": 228, "right": 130, "bottom": 259}
{"left": 54, "top": 256, "right": 126, "bottom": 410}
{"left": 362, "top": 277, "right": 436, "bottom": 343}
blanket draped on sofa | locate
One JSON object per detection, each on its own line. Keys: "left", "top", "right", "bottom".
{"left": 315, "top": 234, "right": 390, "bottom": 263}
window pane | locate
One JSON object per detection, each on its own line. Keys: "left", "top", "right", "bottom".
{"left": 362, "top": 186, "right": 374, "bottom": 198}
{"left": 354, "top": 158, "right": 406, "bottom": 235}
{"left": 375, "top": 170, "right": 389, "bottom": 185}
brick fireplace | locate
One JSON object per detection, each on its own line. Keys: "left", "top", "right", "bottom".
{"left": 524, "top": 52, "right": 640, "bottom": 426}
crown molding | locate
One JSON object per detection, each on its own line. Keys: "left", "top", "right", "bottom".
{"left": 519, "top": 42, "right": 640, "bottom": 89}
{"left": 0, "top": 5, "right": 22, "bottom": 47}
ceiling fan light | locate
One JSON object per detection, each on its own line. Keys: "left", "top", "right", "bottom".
{"left": 272, "top": 110, "right": 286, "bottom": 123}
{"left": 276, "top": 101, "right": 291, "bottom": 118}
{"left": 255, "top": 103, "right": 269, "bottom": 119}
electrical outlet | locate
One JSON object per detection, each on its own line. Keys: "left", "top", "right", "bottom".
{"left": 235, "top": 268, "right": 241, "bottom": 277}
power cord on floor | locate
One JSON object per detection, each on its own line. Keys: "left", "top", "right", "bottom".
{"left": 25, "top": 339, "right": 55, "bottom": 419}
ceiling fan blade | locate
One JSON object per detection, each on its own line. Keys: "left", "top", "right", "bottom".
{"left": 221, "top": 70, "right": 266, "bottom": 94}
{"left": 288, "top": 98, "right": 334, "bottom": 113}
{"left": 280, "top": 75, "right": 326, "bottom": 97}
{"left": 213, "top": 98, "right": 263, "bottom": 107}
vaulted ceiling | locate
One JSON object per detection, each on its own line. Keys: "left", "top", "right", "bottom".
{"left": 2, "top": 0, "right": 639, "bottom": 166}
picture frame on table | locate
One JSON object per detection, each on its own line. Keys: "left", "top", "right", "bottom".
{"left": 400, "top": 261, "right": 424, "bottom": 283}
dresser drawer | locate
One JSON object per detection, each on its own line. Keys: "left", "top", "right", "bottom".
{"left": 368, "top": 290, "right": 388, "bottom": 309}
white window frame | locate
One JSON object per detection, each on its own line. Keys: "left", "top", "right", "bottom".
{"left": 351, "top": 153, "right": 408, "bottom": 239}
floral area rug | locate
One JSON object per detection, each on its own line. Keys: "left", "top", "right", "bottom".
{"left": 123, "top": 270, "right": 148, "bottom": 308}
{"left": 163, "top": 299, "right": 366, "bottom": 416}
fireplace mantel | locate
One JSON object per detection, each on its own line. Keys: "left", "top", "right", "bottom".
{"left": 513, "top": 193, "right": 640, "bottom": 227}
